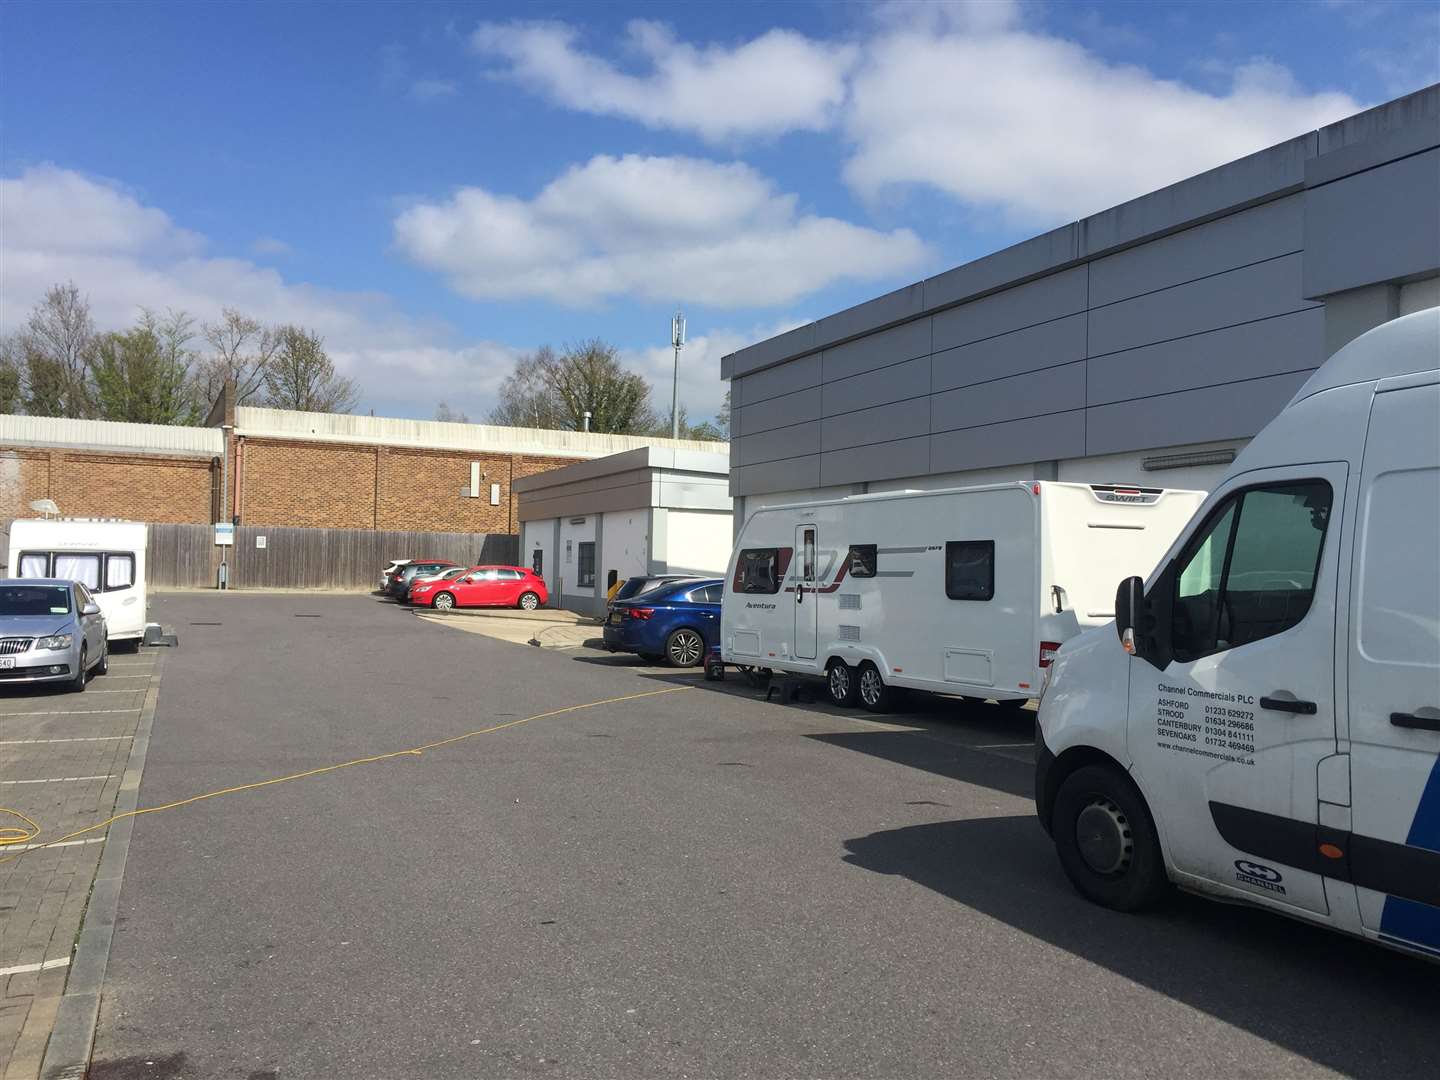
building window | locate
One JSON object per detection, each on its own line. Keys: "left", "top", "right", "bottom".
{"left": 733, "top": 548, "right": 788, "bottom": 594}
{"left": 945, "top": 541, "right": 994, "bottom": 601}
{"left": 847, "top": 544, "right": 878, "bottom": 578}
{"left": 577, "top": 542, "right": 596, "bottom": 588}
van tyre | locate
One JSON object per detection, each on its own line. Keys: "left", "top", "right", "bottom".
{"left": 68, "top": 645, "right": 88, "bottom": 693}
{"left": 433, "top": 592, "right": 455, "bottom": 611}
{"left": 518, "top": 592, "right": 540, "bottom": 611}
{"left": 826, "top": 660, "right": 860, "bottom": 707}
{"left": 857, "top": 662, "right": 895, "bottom": 713}
{"left": 666, "top": 628, "right": 705, "bottom": 667}
{"left": 1052, "top": 764, "right": 1168, "bottom": 912}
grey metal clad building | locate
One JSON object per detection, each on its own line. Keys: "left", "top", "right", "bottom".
{"left": 722, "top": 85, "right": 1440, "bottom": 523}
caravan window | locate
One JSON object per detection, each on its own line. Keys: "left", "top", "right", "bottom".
{"left": 105, "top": 554, "right": 135, "bottom": 591}
{"left": 848, "top": 545, "right": 877, "bottom": 578}
{"left": 734, "top": 548, "right": 784, "bottom": 594}
{"left": 53, "top": 554, "right": 101, "bottom": 590}
{"left": 17, "top": 553, "right": 49, "bottom": 579}
{"left": 945, "top": 541, "right": 994, "bottom": 601}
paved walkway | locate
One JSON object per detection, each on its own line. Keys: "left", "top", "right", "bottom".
{"left": 0, "top": 651, "right": 160, "bottom": 1080}
{"left": 414, "top": 604, "right": 603, "bottom": 649}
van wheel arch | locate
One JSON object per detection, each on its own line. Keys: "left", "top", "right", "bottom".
{"left": 1040, "top": 745, "right": 1129, "bottom": 835}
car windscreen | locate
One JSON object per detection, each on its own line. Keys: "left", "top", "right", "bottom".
{"left": 0, "top": 585, "right": 72, "bottom": 616}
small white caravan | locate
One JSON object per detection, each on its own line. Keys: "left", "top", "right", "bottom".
{"left": 720, "top": 482, "right": 1205, "bottom": 710}
{"left": 1036, "top": 308, "right": 1440, "bottom": 960}
{"left": 7, "top": 519, "right": 149, "bottom": 644}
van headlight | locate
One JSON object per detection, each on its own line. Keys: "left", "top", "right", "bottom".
{"left": 36, "top": 633, "right": 73, "bottom": 651}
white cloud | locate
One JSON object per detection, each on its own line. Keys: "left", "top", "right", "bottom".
{"left": 392, "top": 154, "right": 928, "bottom": 308}
{"left": 470, "top": 19, "right": 855, "bottom": 142}
{"left": 250, "top": 235, "right": 292, "bottom": 257}
{"left": 842, "top": 23, "right": 1363, "bottom": 224}
{"left": 0, "top": 166, "right": 520, "bottom": 418}
{"left": 410, "top": 78, "right": 459, "bottom": 102}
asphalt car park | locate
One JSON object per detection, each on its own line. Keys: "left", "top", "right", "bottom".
{"left": 63, "top": 593, "right": 1439, "bottom": 1078}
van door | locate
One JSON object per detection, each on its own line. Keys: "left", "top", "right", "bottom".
{"left": 1127, "top": 464, "right": 1346, "bottom": 916}
{"left": 794, "top": 524, "right": 818, "bottom": 661}
{"left": 1347, "top": 379, "right": 1440, "bottom": 957}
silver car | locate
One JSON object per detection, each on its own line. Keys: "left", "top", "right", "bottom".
{"left": 0, "top": 578, "right": 108, "bottom": 692}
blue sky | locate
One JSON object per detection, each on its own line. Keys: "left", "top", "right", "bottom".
{"left": 2, "top": 0, "right": 1435, "bottom": 422}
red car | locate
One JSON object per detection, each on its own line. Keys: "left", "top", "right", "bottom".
{"left": 410, "top": 565, "right": 548, "bottom": 611}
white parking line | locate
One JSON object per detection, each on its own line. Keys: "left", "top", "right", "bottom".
{"left": 3, "top": 836, "right": 106, "bottom": 853}
{"left": 0, "top": 774, "right": 114, "bottom": 785}
{"left": 974, "top": 742, "right": 1038, "bottom": 749}
{"left": 0, "top": 736, "right": 132, "bottom": 745}
{"left": 0, "top": 956, "right": 71, "bottom": 977}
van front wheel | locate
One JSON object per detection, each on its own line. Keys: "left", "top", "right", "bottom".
{"left": 1052, "top": 764, "right": 1168, "bottom": 912}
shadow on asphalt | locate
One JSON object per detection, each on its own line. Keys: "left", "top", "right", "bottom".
{"left": 807, "top": 729, "right": 1034, "bottom": 799}
{"left": 842, "top": 815, "right": 1440, "bottom": 1078}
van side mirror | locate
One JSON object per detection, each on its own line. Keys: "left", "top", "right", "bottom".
{"left": 1114, "top": 572, "right": 1173, "bottom": 671}
{"left": 1115, "top": 577, "right": 1145, "bottom": 656}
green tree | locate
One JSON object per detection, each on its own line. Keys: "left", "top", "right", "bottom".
{"left": 263, "top": 326, "right": 359, "bottom": 413}
{"left": 715, "top": 388, "right": 730, "bottom": 439}
{"left": 0, "top": 337, "right": 23, "bottom": 414}
{"left": 90, "top": 310, "right": 202, "bottom": 425}
{"left": 18, "top": 282, "right": 96, "bottom": 417}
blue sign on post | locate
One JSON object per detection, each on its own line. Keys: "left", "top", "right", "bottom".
{"left": 215, "top": 522, "right": 235, "bottom": 546}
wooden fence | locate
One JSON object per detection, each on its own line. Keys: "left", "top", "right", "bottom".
{"left": 147, "top": 524, "right": 518, "bottom": 590}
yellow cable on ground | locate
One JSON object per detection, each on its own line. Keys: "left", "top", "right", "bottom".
{"left": 0, "top": 684, "right": 690, "bottom": 865}
{"left": 0, "top": 807, "right": 41, "bottom": 847}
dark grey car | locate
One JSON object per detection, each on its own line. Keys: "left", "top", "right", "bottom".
{"left": 0, "top": 578, "right": 108, "bottom": 691}
{"left": 385, "top": 560, "right": 458, "bottom": 599}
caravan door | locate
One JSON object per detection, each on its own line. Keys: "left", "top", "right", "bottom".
{"left": 794, "top": 524, "right": 818, "bottom": 661}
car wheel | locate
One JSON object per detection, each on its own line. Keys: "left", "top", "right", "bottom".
{"left": 97, "top": 641, "right": 109, "bottom": 676}
{"left": 433, "top": 592, "right": 455, "bottom": 611}
{"left": 68, "top": 645, "right": 88, "bottom": 693}
{"left": 826, "top": 660, "right": 860, "bottom": 707}
{"left": 1052, "top": 764, "right": 1169, "bottom": 912}
{"left": 857, "top": 662, "right": 894, "bottom": 713}
{"left": 518, "top": 591, "right": 540, "bottom": 611}
{"left": 666, "top": 628, "right": 705, "bottom": 667}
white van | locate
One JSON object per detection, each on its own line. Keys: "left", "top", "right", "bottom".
{"left": 1036, "top": 307, "right": 1440, "bottom": 961}
{"left": 7, "top": 519, "right": 149, "bottom": 644}
{"left": 721, "top": 482, "right": 1205, "bottom": 710}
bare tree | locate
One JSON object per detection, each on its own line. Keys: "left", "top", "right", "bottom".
{"left": 488, "top": 346, "right": 562, "bottom": 428}
{"left": 434, "top": 401, "right": 471, "bottom": 424}
{"left": 489, "top": 341, "right": 655, "bottom": 434}
{"left": 18, "top": 282, "right": 96, "bottom": 417}
{"left": 199, "top": 308, "right": 279, "bottom": 408}
{"left": 262, "top": 326, "right": 359, "bottom": 413}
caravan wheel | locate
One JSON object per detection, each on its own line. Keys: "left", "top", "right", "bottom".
{"left": 857, "top": 662, "right": 895, "bottom": 713}
{"left": 826, "top": 660, "right": 859, "bottom": 707}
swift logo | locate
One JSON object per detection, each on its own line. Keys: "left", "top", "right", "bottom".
{"left": 1235, "top": 859, "right": 1286, "bottom": 894}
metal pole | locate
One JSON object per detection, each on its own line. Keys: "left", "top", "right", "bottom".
{"left": 670, "top": 342, "right": 680, "bottom": 440}
{"left": 219, "top": 424, "right": 233, "bottom": 589}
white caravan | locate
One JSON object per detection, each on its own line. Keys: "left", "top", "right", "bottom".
{"left": 721, "top": 482, "right": 1205, "bottom": 710}
{"left": 1036, "top": 308, "right": 1440, "bottom": 961}
{"left": 7, "top": 519, "right": 149, "bottom": 644}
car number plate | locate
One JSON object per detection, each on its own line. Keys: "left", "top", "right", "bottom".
{"left": 0, "top": 658, "right": 14, "bottom": 669}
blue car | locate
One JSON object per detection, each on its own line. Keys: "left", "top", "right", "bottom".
{"left": 602, "top": 578, "right": 723, "bottom": 666}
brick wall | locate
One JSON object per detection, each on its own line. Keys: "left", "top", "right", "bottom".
{"left": 239, "top": 439, "right": 378, "bottom": 529}
{"left": 234, "top": 436, "right": 573, "bottom": 532}
{"left": 0, "top": 446, "right": 214, "bottom": 524}
{"left": 376, "top": 446, "right": 516, "bottom": 533}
